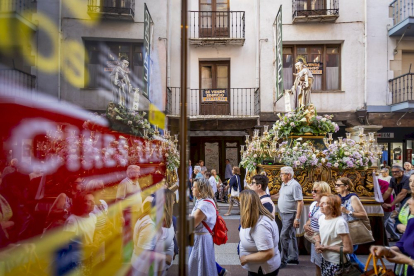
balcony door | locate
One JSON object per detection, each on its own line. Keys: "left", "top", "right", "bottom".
{"left": 297, "top": 0, "right": 326, "bottom": 16}
{"left": 199, "top": 0, "right": 229, "bottom": 38}
{"left": 200, "top": 61, "right": 230, "bottom": 115}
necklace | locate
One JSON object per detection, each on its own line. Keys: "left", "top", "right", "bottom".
{"left": 310, "top": 204, "right": 320, "bottom": 218}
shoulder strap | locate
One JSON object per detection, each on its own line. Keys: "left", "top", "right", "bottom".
{"left": 200, "top": 199, "right": 218, "bottom": 234}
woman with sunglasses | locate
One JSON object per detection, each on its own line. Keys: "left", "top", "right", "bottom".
{"left": 304, "top": 181, "right": 331, "bottom": 276}
{"left": 335, "top": 177, "right": 368, "bottom": 271}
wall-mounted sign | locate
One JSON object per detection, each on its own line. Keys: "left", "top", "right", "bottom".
{"left": 143, "top": 3, "right": 153, "bottom": 99}
{"left": 307, "top": 62, "right": 323, "bottom": 75}
{"left": 202, "top": 89, "right": 228, "bottom": 102}
{"left": 274, "top": 5, "right": 283, "bottom": 103}
{"left": 377, "top": 133, "right": 394, "bottom": 138}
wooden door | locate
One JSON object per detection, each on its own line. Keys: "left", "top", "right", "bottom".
{"left": 199, "top": 0, "right": 229, "bottom": 38}
{"left": 199, "top": 61, "right": 230, "bottom": 115}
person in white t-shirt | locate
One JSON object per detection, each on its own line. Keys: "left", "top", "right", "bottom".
{"left": 239, "top": 190, "right": 281, "bottom": 276}
{"left": 131, "top": 189, "right": 176, "bottom": 275}
{"left": 378, "top": 168, "right": 392, "bottom": 183}
{"left": 64, "top": 193, "right": 97, "bottom": 267}
{"left": 206, "top": 171, "right": 218, "bottom": 197}
{"left": 314, "top": 195, "right": 353, "bottom": 276}
{"left": 303, "top": 181, "right": 332, "bottom": 276}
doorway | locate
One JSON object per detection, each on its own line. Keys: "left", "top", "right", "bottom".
{"left": 199, "top": 61, "right": 230, "bottom": 115}
{"left": 199, "top": 0, "right": 230, "bottom": 38}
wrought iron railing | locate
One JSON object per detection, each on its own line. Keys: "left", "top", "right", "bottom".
{"left": 390, "top": 0, "right": 414, "bottom": 27}
{"left": 189, "top": 11, "right": 245, "bottom": 40}
{"left": 87, "top": 0, "right": 135, "bottom": 18}
{"left": 0, "top": 0, "right": 34, "bottom": 16}
{"left": 389, "top": 73, "right": 414, "bottom": 104}
{"left": 166, "top": 87, "right": 260, "bottom": 117}
{"left": 292, "top": 0, "right": 339, "bottom": 18}
{"left": 0, "top": 69, "right": 36, "bottom": 96}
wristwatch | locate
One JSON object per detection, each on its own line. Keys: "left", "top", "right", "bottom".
{"left": 348, "top": 211, "right": 353, "bottom": 216}
{"left": 295, "top": 218, "right": 300, "bottom": 222}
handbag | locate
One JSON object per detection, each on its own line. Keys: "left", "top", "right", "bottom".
{"left": 230, "top": 175, "right": 240, "bottom": 198}
{"left": 304, "top": 231, "right": 319, "bottom": 244}
{"left": 334, "top": 246, "right": 361, "bottom": 276}
{"left": 348, "top": 218, "right": 374, "bottom": 245}
{"left": 361, "top": 254, "right": 395, "bottom": 276}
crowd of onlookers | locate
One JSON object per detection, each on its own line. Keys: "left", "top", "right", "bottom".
{"left": 2, "top": 156, "right": 414, "bottom": 276}
{"left": 189, "top": 161, "right": 414, "bottom": 276}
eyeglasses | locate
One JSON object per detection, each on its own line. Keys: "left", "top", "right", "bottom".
{"left": 311, "top": 190, "right": 320, "bottom": 193}
{"left": 251, "top": 181, "right": 257, "bottom": 185}
{"left": 280, "top": 173, "right": 288, "bottom": 175}
{"left": 335, "top": 183, "right": 345, "bottom": 187}
{"left": 391, "top": 171, "right": 401, "bottom": 174}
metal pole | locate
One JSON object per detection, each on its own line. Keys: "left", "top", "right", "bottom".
{"left": 179, "top": 0, "right": 188, "bottom": 275}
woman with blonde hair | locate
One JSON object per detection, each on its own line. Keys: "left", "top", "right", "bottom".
{"left": 239, "top": 190, "right": 281, "bottom": 276}
{"left": 188, "top": 178, "right": 218, "bottom": 275}
{"left": 224, "top": 166, "right": 242, "bottom": 216}
{"left": 304, "top": 181, "right": 331, "bottom": 276}
{"left": 131, "top": 189, "right": 176, "bottom": 275}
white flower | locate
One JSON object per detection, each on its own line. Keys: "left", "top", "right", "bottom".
{"left": 334, "top": 163, "right": 339, "bottom": 167}
{"left": 300, "top": 118, "right": 307, "bottom": 122}
{"left": 253, "top": 154, "right": 258, "bottom": 158}
{"left": 165, "top": 153, "right": 169, "bottom": 157}
{"left": 344, "top": 152, "right": 350, "bottom": 156}
{"left": 303, "top": 110, "right": 309, "bottom": 115}
{"left": 295, "top": 160, "right": 301, "bottom": 166}
{"left": 312, "top": 154, "right": 316, "bottom": 159}
{"left": 321, "top": 158, "right": 326, "bottom": 163}
{"left": 293, "top": 147, "right": 298, "bottom": 151}
{"left": 321, "top": 118, "right": 327, "bottom": 122}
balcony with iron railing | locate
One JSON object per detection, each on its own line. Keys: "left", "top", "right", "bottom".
{"left": 87, "top": 0, "right": 135, "bottom": 21}
{"left": 292, "top": 0, "right": 339, "bottom": 23}
{"left": 189, "top": 11, "right": 245, "bottom": 46}
{"left": 389, "top": 0, "right": 414, "bottom": 36}
{"left": 389, "top": 73, "right": 414, "bottom": 105}
{"left": 0, "top": 69, "right": 36, "bottom": 97}
{"left": 166, "top": 87, "right": 259, "bottom": 118}
{"left": 0, "top": 0, "right": 36, "bottom": 29}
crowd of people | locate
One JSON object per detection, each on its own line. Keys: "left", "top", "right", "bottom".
{"left": 188, "top": 161, "right": 414, "bottom": 276}
{"left": 2, "top": 155, "right": 414, "bottom": 275}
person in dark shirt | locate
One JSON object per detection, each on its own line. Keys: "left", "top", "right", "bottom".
{"left": 250, "top": 174, "right": 275, "bottom": 218}
{"left": 382, "top": 165, "right": 411, "bottom": 209}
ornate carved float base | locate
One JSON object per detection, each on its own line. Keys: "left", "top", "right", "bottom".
{"left": 259, "top": 165, "right": 378, "bottom": 204}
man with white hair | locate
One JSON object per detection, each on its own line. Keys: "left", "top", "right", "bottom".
{"left": 273, "top": 166, "right": 304, "bottom": 268}
{"left": 117, "top": 165, "right": 143, "bottom": 218}
{"left": 403, "top": 162, "right": 414, "bottom": 177}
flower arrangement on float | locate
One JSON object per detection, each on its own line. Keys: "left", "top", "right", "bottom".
{"left": 277, "top": 139, "right": 323, "bottom": 169}
{"left": 272, "top": 107, "right": 339, "bottom": 139}
{"left": 322, "top": 135, "right": 376, "bottom": 170}
{"left": 240, "top": 108, "right": 382, "bottom": 172}
{"left": 106, "top": 102, "right": 154, "bottom": 138}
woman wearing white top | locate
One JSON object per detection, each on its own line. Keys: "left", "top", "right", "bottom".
{"left": 303, "top": 181, "right": 331, "bottom": 276}
{"left": 239, "top": 190, "right": 281, "bottom": 276}
{"left": 189, "top": 178, "right": 217, "bottom": 276}
{"left": 314, "top": 194, "right": 353, "bottom": 276}
{"left": 206, "top": 171, "right": 218, "bottom": 195}
{"left": 131, "top": 189, "right": 176, "bottom": 275}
